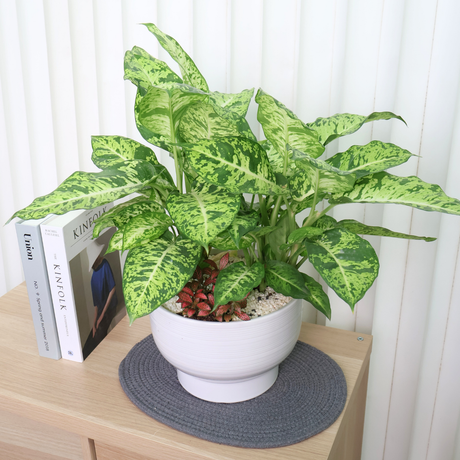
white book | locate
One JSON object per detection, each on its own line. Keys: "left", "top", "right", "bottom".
{"left": 15, "top": 217, "right": 61, "bottom": 359}
{"left": 41, "top": 204, "right": 126, "bottom": 362}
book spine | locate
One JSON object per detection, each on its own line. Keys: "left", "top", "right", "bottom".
{"left": 41, "top": 225, "right": 84, "bottom": 362}
{"left": 15, "top": 222, "right": 61, "bottom": 359}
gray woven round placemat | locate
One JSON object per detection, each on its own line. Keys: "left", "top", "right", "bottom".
{"left": 119, "top": 335, "right": 347, "bottom": 448}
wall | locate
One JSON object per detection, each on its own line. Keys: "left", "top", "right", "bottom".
{"left": 1, "top": 1, "right": 459, "bottom": 459}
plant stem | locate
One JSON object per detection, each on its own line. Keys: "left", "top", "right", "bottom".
{"left": 259, "top": 195, "right": 270, "bottom": 226}
{"left": 288, "top": 244, "right": 306, "bottom": 266}
{"left": 316, "top": 203, "right": 336, "bottom": 220}
{"left": 184, "top": 173, "right": 192, "bottom": 193}
{"left": 295, "top": 256, "right": 308, "bottom": 269}
{"left": 242, "top": 248, "right": 252, "bottom": 266}
{"left": 248, "top": 245, "right": 259, "bottom": 264}
{"left": 270, "top": 196, "right": 283, "bottom": 227}
{"left": 249, "top": 194, "right": 255, "bottom": 210}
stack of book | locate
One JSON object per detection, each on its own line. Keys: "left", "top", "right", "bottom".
{"left": 15, "top": 203, "right": 126, "bottom": 362}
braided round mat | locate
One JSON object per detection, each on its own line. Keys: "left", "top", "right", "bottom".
{"left": 119, "top": 335, "right": 347, "bottom": 448}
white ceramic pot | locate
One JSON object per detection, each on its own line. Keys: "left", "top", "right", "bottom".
{"left": 149, "top": 297, "right": 302, "bottom": 403}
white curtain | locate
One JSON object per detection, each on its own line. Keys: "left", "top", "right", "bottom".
{"left": 1, "top": 1, "right": 460, "bottom": 458}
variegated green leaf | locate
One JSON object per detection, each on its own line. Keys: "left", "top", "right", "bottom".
{"left": 134, "top": 89, "right": 158, "bottom": 145}
{"left": 227, "top": 210, "right": 259, "bottom": 247}
{"left": 123, "top": 236, "right": 202, "bottom": 323}
{"left": 178, "top": 102, "right": 242, "bottom": 142}
{"left": 330, "top": 171, "right": 460, "bottom": 215}
{"left": 265, "top": 260, "right": 309, "bottom": 299}
{"left": 91, "top": 135, "right": 160, "bottom": 169}
{"left": 137, "top": 84, "right": 208, "bottom": 151}
{"left": 249, "top": 226, "right": 278, "bottom": 238}
{"left": 182, "top": 137, "right": 285, "bottom": 195}
{"left": 290, "top": 145, "right": 356, "bottom": 176}
{"left": 144, "top": 164, "right": 177, "bottom": 192}
{"left": 301, "top": 273, "right": 331, "bottom": 320}
{"left": 260, "top": 140, "right": 297, "bottom": 177}
{"left": 287, "top": 227, "right": 325, "bottom": 245}
{"left": 255, "top": 89, "right": 325, "bottom": 162}
{"left": 167, "top": 189, "right": 240, "bottom": 248}
{"left": 123, "top": 212, "right": 173, "bottom": 250}
{"left": 336, "top": 219, "right": 436, "bottom": 242}
{"left": 93, "top": 200, "right": 165, "bottom": 237}
{"left": 289, "top": 165, "right": 356, "bottom": 202}
{"left": 143, "top": 23, "right": 208, "bottom": 92}
{"left": 209, "top": 89, "right": 254, "bottom": 120}
{"left": 292, "top": 193, "right": 327, "bottom": 213}
{"left": 266, "top": 211, "right": 291, "bottom": 260}
{"left": 210, "top": 225, "right": 277, "bottom": 251}
{"left": 214, "top": 261, "right": 265, "bottom": 307}
{"left": 311, "top": 215, "right": 338, "bottom": 231}
{"left": 124, "top": 46, "right": 183, "bottom": 96}
{"left": 325, "top": 141, "right": 413, "bottom": 178}
{"left": 92, "top": 197, "right": 160, "bottom": 237}
{"left": 307, "top": 112, "right": 406, "bottom": 146}
{"left": 106, "top": 229, "right": 123, "bottom": 254}
{"left": 210, "top": 230, "right": 253, "bottom": 250}
{"left": 9, "top": 160, "right": 158, "bottom": 222}
{"left": 304, "top": 228, "right": 379, "bottom": 310}
{"left": 233, "top": 117, "right": 257, "bottom": 141}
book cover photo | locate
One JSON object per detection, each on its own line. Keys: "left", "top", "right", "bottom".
{"left": 41, "top": 205, "right": 126, "bottom": 362}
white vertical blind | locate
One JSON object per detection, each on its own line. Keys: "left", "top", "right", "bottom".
{"left": 1, "top": 1, "right": 459, "bottom": 458}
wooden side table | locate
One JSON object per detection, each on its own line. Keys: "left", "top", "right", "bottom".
{"left": 0, "top": 283, "right": 372, "bottom": 460}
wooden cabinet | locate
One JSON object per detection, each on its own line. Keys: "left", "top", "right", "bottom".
{"left": 0, "top": 283, "right": 372, "bottom": 460}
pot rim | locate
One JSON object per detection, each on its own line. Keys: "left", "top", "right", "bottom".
{"left": 154, "top": 295, "right": 299, "bottom": 327}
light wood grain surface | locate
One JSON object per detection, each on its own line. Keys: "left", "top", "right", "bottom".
{"left": 0, "top": 283, "right": 372, "bottom": 460}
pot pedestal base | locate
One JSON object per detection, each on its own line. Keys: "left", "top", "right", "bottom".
{"left": 177, "top": 366, "right": 279, "bottom": 403}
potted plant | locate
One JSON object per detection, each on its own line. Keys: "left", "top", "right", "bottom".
{"left": 9, "top": 24, "right": 460, "bottom": 402}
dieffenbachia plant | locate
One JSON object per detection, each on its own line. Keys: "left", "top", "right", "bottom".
{"left": 9, "top": 24, "right": 460, "bottom": 324}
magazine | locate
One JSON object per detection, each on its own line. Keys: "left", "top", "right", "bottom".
{"left": 15, "top": 217, "right": 61, "bottom": 359}
{"left": 41, "top": 204, "right": 126, "bottom": 362}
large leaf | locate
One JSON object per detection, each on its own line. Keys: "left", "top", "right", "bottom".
{"left": 123, "top": 236, "right": 202, "bottom": 323}
{"left": 210, "top": 225, "right": 277, "bottom": 251}
{"left": 266, "top": 211, "right": 292, "bottom": 260}
{"left": 289, "top": 165, "right": 356, "bottom": 202}
{"left": 214, "top": 262, "right": 265, "bottom": 307}
{"left": 91, "top": 135, "right": 160, "bottom": 169}
{"left": 182, "top": 137, "right": 285, "bottom": 195}
{"left": 260, "top": 140, "right": 297, "bottom": 177}
{"left": 137, "top": 84, "right": 208, "bottom": 151}
{"left": 287, "top": 227, "right": 325, "bottom": 245}
{"left": 326, "top": 141, "right": 413, "bottom": 178}
{"left": 304, "top": 228, "right": 379, "bottom": 310}
{"left": 330, "top": 171, "right": 460, "bottom": 215}
{"left": 265, "top": 260, "right": 310, "bottom": 299}
{"left": 210, "top": 230, "right": 253, "bottom": 250}
{"left": 227, "top": 210, "right": 259, "bottom": 247}
{"left": 301, "top": 273, "right": 331, "bottom": 320}
{"left": 233, "top": 117, "right": 258, "bottom": 141}
{"left": 9, "top": 160, "right": 158, "bottom": 222}
{"left": 124, "top": 46, "right": 183, "bottom": 96}
{"left": 106, "top": 229, "right": 123, "bottom": 254}
{"left": 291, "top": 145, "right": 357, "bottom": 176}
{"left": 123, "top": 211, "right": 173, "bottom": 250}
{"left": 144, "top": 164, "right": 177, "bottom": 192}
{"left": 167, "top": 189, "right": 240, "bottom": 248}
{"left": 209, "top": 89, "right": 254, "bottom": 120}
{"left": 307, "top": 112, "right": 406, "bottom": 146}
{"left": 143, "top": 23, "right": 208, "bottom": 92}
{"left": 178, "top": 102, "right": 242, "bottom": 142}
{"left": 336, "top": 219, "right": 436, "bottom": 242}
{"left": 255, "top": 89, "right": 325, "bottom": 161}
{"left": 93, "top": 200, "right": 164, "bottom": 237}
